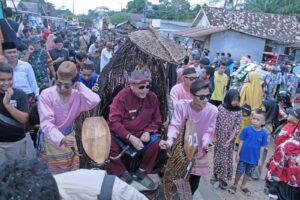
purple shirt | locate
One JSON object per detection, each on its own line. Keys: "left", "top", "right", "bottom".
{"left": 38, "top": 83, "right": 100, "bottom": 147}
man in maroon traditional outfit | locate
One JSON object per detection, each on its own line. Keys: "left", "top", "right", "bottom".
{"left": 108, "top": 65, "right": 162, "bottom": 190}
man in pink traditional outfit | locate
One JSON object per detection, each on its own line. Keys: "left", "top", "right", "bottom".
{"left": 170, "top": 67, "right": 197, "bottom": 107}
{"left": 160, "top": 79, "right": 218, "bottom": 194}
{"left": 38, "top": 61, "right": 100, "bottom": 174}
{"left": 108, "top": 65, "right": 162, "bottom": 190}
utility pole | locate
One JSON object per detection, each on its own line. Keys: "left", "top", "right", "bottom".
{"left": 73, "top": 0, "right": 75, "bottom": 15}
{"left": 143, "top": 0, "right": 147, "bottom": 27}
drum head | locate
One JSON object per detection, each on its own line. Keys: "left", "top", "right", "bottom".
{"left": 184, "top": 118, "right": 198, "bottom": 161}
{"left": 82, "top": 117, "right": 111, "bottom": 165}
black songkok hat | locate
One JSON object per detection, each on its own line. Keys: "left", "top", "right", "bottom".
{"left": 2, "top": 42, "right": 17, "bottom": 50}
{"left": 183, "top": 67, "right": 196, "bottom": 76}
{"left": 54, "top": 37, "right": 63, "bottom": 44}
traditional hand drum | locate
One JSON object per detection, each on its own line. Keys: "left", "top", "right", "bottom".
{"left": 81, "top": 117, "right": 111, "bottom": 165}
{"left": 183, "top": 118, "right": 198, "bottom": 161}
{"left": 163, "top": 117, "right": 198, "bottom": 200}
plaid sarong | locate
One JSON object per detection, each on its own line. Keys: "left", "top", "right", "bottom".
{"left": 39, "top": 127, "right": 79, "bottom": 174}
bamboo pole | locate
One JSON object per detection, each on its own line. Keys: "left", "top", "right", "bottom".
{"left": 0, "top": 27, "right": 3, "bottom": 55}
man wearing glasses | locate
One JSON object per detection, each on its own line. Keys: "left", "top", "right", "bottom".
{"left": 170, "top": 67, "right": 197, "bottom": 108}
{"left": 160, "top": 79, "right": 218, "bottom": 195}
{"left": 38, "top": 61, "right": 100, "bottom": 174}
{"left": 108, "top": 65, "right": 162, "bottom": 190}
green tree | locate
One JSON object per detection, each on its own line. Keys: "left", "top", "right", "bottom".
{"left": 127, "top": 0, "right": 146, "bottom": 13}
{"left": 77, "top": 14, "right": 93, "bottom": 27}
{"left": 109, "top": 12, "right": 132, "bottom": 25}
{"left": 244, "top": 0, "right": 300, "bottom": 18}
{"left": 171, "top": 0, "right": 191, "bottom": 20}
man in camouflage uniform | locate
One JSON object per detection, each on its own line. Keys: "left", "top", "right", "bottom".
{"left": 21, "top": 36, "right": 56, "bottom": 87}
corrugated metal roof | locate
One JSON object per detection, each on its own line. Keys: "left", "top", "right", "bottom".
{"left": 173, "top": 26, "right": 228, "bottom": 39}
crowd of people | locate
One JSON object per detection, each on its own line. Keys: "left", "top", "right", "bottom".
{"left": 0, "top": 7, "right": 299, "bottom": 200}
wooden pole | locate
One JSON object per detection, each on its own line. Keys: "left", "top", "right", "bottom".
{"left": 0, "top": 27, "right": 3, "bottom": 55}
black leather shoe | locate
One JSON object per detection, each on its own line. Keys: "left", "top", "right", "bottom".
{"left": 133, "top": 169, "right": 155, "bottom": 190}
{"left": 120, "top": 171, "right": 133, "bottom": 184}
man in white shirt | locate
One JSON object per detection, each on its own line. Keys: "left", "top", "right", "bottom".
{"left": 100, "top": 42, "right": 113, "bottom": 72}
{"left": 88, "top": 38, "right": 101, "bottom": 55}
{"left": 0, "top": 158, "right": 148, "bottom": 200}
{"left": 2, "top": 42, "right": 39, "bottom": 98}
{"left": 55, "top": 169, "right": 148, "bottom": 200}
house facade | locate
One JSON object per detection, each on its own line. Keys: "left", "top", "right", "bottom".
{"left": 174, "top": 7, "right": 300, "bottom": 62}
{"left": 206, "top": 30, "right": 266, "bottom": 61}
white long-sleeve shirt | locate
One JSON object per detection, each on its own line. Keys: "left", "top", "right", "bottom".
{"left": 13, "top": 60, "right": 39, "bottom": 97}
{"left": 100, "top": 48, "right": 112, "bottom": 72}
{"left": 54, "top": 169, "right": 148, "bottom": 200}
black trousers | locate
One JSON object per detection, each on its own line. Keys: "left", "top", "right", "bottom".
{"left": 189, "top": 175, "right": 201, "bottom": 194}
{"left": 266, "top": 181, "right": 300, "bottom": 200}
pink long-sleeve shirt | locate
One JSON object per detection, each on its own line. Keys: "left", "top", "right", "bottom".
{"left": 167, "top": 100, "right": 218, "bottom": 156}
{"left": 38, "top": 83, "right": 100, "bottom": 147}
{"left": 170, "top": 83, "right": 192, "bottom": 107}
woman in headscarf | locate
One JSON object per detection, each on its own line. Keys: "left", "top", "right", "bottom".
{"left": 212, "top": 89, "right": 242, "bottom": 189}
{"left": 45, "top": 34, "right": 55, "bottom": 52}
{"left": 240, "top": 71, "right": 263, "bottom": 110}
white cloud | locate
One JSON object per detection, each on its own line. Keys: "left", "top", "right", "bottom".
{"left": 46, "top": 0, "right": 205, "bottom": 14}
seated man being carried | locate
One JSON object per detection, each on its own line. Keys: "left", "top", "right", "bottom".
{"left": 108, "top": 65, "right": 162, "bottom": 190}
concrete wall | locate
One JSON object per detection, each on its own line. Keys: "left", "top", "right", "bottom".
{"left": 159, "top": 22, "right": 190, "bottom": 39}
{"left": 208, "top": 30, "right": 266, "bottom": 62}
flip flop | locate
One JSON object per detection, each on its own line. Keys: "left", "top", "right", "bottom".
{"left": 228, "top": 186, "right": 237, "bottom": 194}
{"left": 241, "top": 187, "right": 251, "bottom": 196}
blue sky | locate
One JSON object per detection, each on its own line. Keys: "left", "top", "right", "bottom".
{"left": 46, "top": 0, "right": 205, "bottom": 14}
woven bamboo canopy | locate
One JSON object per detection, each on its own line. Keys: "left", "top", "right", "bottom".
{"left": 75, "top": 28, "right": 185, "bottom": 170}
{"left": 129, "top": 29, "right": 187, "bottom": 64}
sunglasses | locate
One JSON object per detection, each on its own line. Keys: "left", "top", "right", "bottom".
{"left": 194, "top": 93, "right": 211, "bottom": 101}
{"left": 184, "top": 76, "right": 198, "bottom": 81}
{"left": 56, "top": 82, "right": 73, "bottom": 90}
{"left": 138, "top": 85, "right": 151, "bottom": 90}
